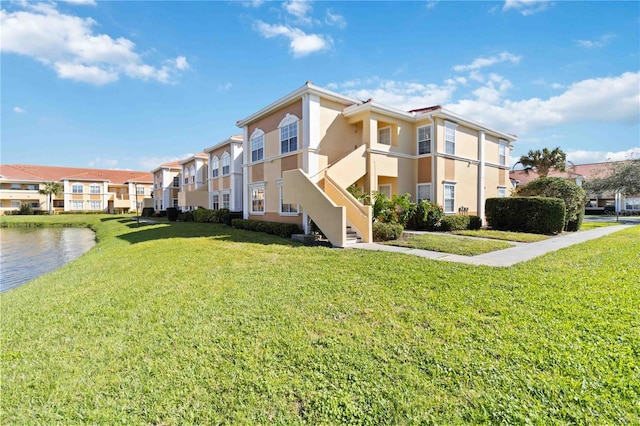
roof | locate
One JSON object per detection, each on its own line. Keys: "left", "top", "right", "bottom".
{"left": 179, "top": 153, "right": 208, "bottom": 165}
{"left": 0, "top": 164, "right": 153, "bottom": 184}
{"left": 509, "top": 161, "right": 619, "bottom": 185}
{"left": 203, "top": 135, "right": 244, "bottom": 153}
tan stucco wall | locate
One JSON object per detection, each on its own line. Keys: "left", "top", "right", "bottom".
{"left": 319, "top": 98, "right": 361, "bottom": 165}
{"left": 456, "top": 125, "right": 479, "bottom": 160}
{"left": 250, "top": 163, "right": 264, "bottom": 183}
{"left": 249, "top": 101, "right": 303, "bottom": 145}
{"left": 418, "top": 157, "right": 432, "bottom": 183}
{"left": 250, "top": 212, "right": 303, "bottom": 226}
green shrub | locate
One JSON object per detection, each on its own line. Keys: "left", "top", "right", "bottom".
{"left": 179, "top": 211, "right": 194, "bottom": 222}
{"left": 141, "top": 207, "right": 154, "bottom": 218}
{"left": 231, "top": 219, "right": 302, "bottom": 238}
{"left": 166, "top": 207, "right": 179, "bottom": 222}
{"left": 14, "top": 204, "right": 35, "bottom": 215}
{"left": 407, "top": 201, "right": 444, "bottom": 231}
{"left": 372, "top": 222, "right": 404, "bottom": 242}
{"left": 517, "top": 177, "right": 588, "bottom": 231}
{"left": 486, "top": 197, "right": 565, "bottom": 234}
{"left": 440, "top": 214, "right": 482, "bottom": 231}
{"left": 222, "top": 211, "right": 242, "bottom": 226}
{"left": 373, "top": 192, "right": 418, "bottom": 226}
{"left": 565, "top": 206, "right": 585, "bottom": 232}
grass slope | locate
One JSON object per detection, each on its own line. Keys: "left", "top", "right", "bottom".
{"left": 2, "top": 216, "right": 639, "bottom": 424}
{"left": 387, "top": 233, "right": 514, "bottom": 255}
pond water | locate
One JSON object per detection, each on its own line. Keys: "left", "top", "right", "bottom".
{"left": 0, "top": 227, "right": 96, "bottom": 292}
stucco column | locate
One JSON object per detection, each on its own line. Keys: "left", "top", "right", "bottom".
{"left": 363, "top": 118, "right": 377, "bottom": 199}
{"left": 242, "top": 126, "right": 250, "bottom": 219}
{"left": 478, "top": 130, "right": 486, "bottom": 223}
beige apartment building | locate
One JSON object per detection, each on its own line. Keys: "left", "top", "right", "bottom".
{"left": 177, "top": 153, "right": 208, "bottom": 211}
{"left": 151, "top": 160, "right": 182, "bottom": 211}
{"left": 204, "top": 135, "right": 243, "bottom": 212}
{"left": 237, "top": 82, "right": 517, "bottom": 247}
{"left": 0, "top": 164, "right": 153, "bottom": 215}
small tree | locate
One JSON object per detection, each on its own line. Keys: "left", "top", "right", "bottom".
{"left": 38, "top": 182, "right": 63, "bottom": 215}
{"left": 515, "top": 147, "right": 568, "bottom": 177}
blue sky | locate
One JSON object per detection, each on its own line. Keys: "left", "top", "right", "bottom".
{"left": 2, "top": 0, "right": 639, "bottom": 171}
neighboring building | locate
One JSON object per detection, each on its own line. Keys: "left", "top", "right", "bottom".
{"left": 0, "top": 164, "right": 153, "bottom": 215}
{"left": 204, "top": 135, "right": 243, "bottom": 212}
{"left": 151, "top": 160, "right": 182, "bottom": 211}
{"left": 177, "top": 153, "right": 208, "bottom": 211}
{"left": 236, "top": 82, "right": 517, "bottom": 247}
{"left": 510, "top": 161, "right": 640, "bottom": 213}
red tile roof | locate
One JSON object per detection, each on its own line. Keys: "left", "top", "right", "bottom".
{"left": 510, "top": 161, "right": 621, "bottom": 185}
{"left": 408, "top": 105, "right": 442, "bottom": 114}
{"left": 0, "top": 164, "right": 153, "bottom": 184}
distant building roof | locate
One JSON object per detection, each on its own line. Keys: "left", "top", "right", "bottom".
{"left": 509, "top": 161, "right": 618, "bottom": 186}
{"left": 0, "top": 164, "right": 153, "bottom": 184}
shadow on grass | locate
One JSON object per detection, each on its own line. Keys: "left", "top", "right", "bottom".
{"left": 114, "top": 220, "right": 301, "bottom": 247}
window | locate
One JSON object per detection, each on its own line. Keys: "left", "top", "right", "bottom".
{"left": 136, "top": 186, "right": 145, "bottom": 195}
{"left": 445, "top": 121, "right": 457, "bottom": 155}
{"left": 71, "top": 200, "right": 84, "bottom": 211}
{"left": 172, "top": 176, "right": 180, "bottom": 188}
{"left": 378, "top": 126, "right": 391, "bottom": 145}
{"left": 280, "top": 122, "right": 298, "bottom": 154}
{"left": 172, "top": 199, "right": 178, "bottom": 208}
{"left": 184, "top": 177, "right": 189, "bottom": 185}
{"left": 278, "top": 181, "right": 297, "bottom": 214}
{"left": 211, "top": 193, "right": 219, "bottom": 210}
{"left": 418, "top": 125, "right": 431, "bottom": 155}
{"left": 222, "top": 192, "right": 230, "bottom": 210}
{"left": 212, "top": 156, "right": 219, "bottom": 178}
{"left": 498, "top": 187, "right": 507, "bottom": 198}
{"left": 499, "top": 141, "right": 507, "bottom": 166}
{"left": 72, "top": 183, "right": 83, "bottom": 194}
{"left": 10, "top": 184, "right": 21, "bottom": 190}
{"left": 625, "top": 197, "right": 640, "bottom": 211}
{"left": 222, "top": 153, "right": 230, "bottom": 175}
{"left": 444, "top": 183, "right": 456, "bottom": 213}
{"left": 250, "top": 184, "right": 265, "bottom": 214}
{"left": 90, "top": 184, "right": 101, "bottom": 194}
{"left": 11, "top": 200, "right": 20, "bottom": 208}
{"left": 417, "top": 184, "right": 432, "bottom": 202}
{"left": 378, "top": 184, "right": 392, "bottom": 199}
{"left": 26, "top": 184, "right": 38, "bottom": 190}
{"left": 251, "top": 129, "right": 264, "bottom": 162}
{"left": 89, "top": 200, "right": 101, "bottom": 211}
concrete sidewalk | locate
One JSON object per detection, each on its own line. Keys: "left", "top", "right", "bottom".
{"left": 354, "top": 224, "right": 636, "bottom": 267}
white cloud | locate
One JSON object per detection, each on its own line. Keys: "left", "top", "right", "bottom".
{"left": 576, "top": 33, "right": 615, "bottom": 49}
{"left": 325, "top": 9, "right": 346, "bottom": 29}
{"left": 283, "top": 0, "right": 313, "bottom": 25}
{"left": 453, "top": 51, "right": 521, "bottom": 72}
{"left": 426, "top": 0, "right": 440, "bottom": 10}
{"left": 88, "top": 158, "right": 119, "bottom": 167}
{"left": 217, "top": 82, "right": 232, "bottom": 91}
{"left": 61, "top": 0, "right": 97, "bottom": 5}
{"left": 503, "top": 0, "right": 552, "bottom": 16}
{"left": 254, "top": 21, "right": 331, "bottom": 57}
{"left": 13, "top": 106, "right": 26, "bottom": 113}
{"left": 566, "top": 147, "right": 640, "bottom": 164}
{"left": 0, "top": 4, "right": 188, "bottom": 85}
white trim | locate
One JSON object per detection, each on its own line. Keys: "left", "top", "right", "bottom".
{"left": 416, "top": 183, "right": 432, "bottom": 202}
{"left": 278, "top": 113, "right": 300, "bottom": 128}
{"left": 378, "top": 184, "right": 392, "bottom": 198}
{"left": 377, "top": 126, "right": 392, "bottom": 146}
{"left": 443, "top": 181, "right": 456, "bottom": 214}
{"left": 242, "top": 126, "right": 249, "bottom": 218}
{"left": 444, "top": 121, "right": 457, "bottom": 156}
{"left": 417, "top": 124, "right": 432, "bottom": 155}
{"left": 478, "top": 130, "right": 486, "bottom": 223}
{"left": 250, "top": 128, "right": 265, "bottom": 163}
{"left": 249, "top": 183, "right": 266, "bottom": 215}
{"left": 277, "top": 180, "right": 299, "bottom": 216}
{"left": 221, "top": 151, "right": 230, "bottom": 176}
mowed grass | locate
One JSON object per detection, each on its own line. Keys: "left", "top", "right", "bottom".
{"left": 581, "top": 220, "right": 624, "bottom": 230}
{"left": 1, "top": 215, "right": 639, "bottom": 424}
{"left": 453, "top": 229, "right": 550, "bottom": 242}
{"left": 387, "top": 232, "right": 514, "bottom": 255}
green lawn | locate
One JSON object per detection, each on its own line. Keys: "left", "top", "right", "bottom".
{"left": 453, "top": 229, "right": 551, "bottom": 242}
{"left": 387, "top": 232, "right": 514, "bottom": 255}
{"left": 581, "top": 220, "right": 624, "bottom": 230}
{"left": 2, "top": 215, "right": 639, "bottom": 424}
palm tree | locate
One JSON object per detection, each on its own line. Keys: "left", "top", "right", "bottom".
{"left": 515, "top": 147, "right": 568, "bottom": 177}
{"left": 39, "top": 182, "right": 63, "bottom": 215}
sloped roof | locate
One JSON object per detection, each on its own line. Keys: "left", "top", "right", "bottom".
{"left": 0, "top": 164, "right": 153, "bottom": 184}
{"left": 510, "top": 161, "right": 619, "bottom": 185}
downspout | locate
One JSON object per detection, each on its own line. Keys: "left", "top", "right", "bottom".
{"left": 478, "top": 130, "right": 486, "bottom": 223}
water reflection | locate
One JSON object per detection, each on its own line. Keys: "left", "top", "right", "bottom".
{"left": 0, "top": 227, "right": 96, "bottom": 292}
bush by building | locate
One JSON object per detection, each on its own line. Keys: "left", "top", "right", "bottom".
{"left": 486, "top": 197, "right": 565, "bottom": 234}
{"left": 372, "top": 222, "right": 404, "bottom": 241}
{"left": 231, "top": 219, "right": 302, "bottom": 238}
{"left": 439, "top": 214, "right": 483, "bottom": 231}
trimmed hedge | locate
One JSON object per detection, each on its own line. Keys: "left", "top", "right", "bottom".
{"left": 486, "top": 197, "right": 565, "bottom": 234}
{"left": 372, "top": 222, "right": 404, "bottom": 242}
{"left": 222, "top": 211, "right": 243, "bottom": 226}
{"left": 166, "top": 207, "right": 179, "bottom": 222}
{"left": 439, "top": 214, "right": 482, "bottom": 231}
{"left": 231, "top": 219, "right": 302, "bottom": 238}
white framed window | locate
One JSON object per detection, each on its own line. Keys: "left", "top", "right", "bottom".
{"left": 172, "top": 199, "right": 178, "bottom": 208}
{"left": 211, "top": 193, "right": 220, "bottom": 210}
{"left": 222, "top": 192, "right": 230, "bottom": 210}
{"left": 89, "top": 200, "right": 101, "bottom": 211}
{"left": 378, "top": 126, "right": 391, "bottom": 145}
{"left": 499, "top": 141, "right": 507, "bottom": 166}
{"left": 443, "top": 182, "right": 456, "bottom": 213}
{"left": 222, "top": 152, "right": 230, "bottom": 175}
{"left": 278, "top": 181, "right": 298, "bottom": 215}
{"left": 280, "top": 123, "right": 298, "bottom": 154}
{"left": 625, "top": 197, "right": 640, "bottom": 211}
{"left": 417, "top": 183, "right": 432, "bottom": 202}
{"left": 212, "top": 156, "right": 219, "bottom": 178}
{"left": 89, "top": 184, "right": 101, "bottom": 194}
{"left": 378, "top": 184, "right": 392, "bottom": 199}
{"left": 26, "top": 184, "right": 38, "bottom": 190}
{"left": 172, "top": 176, "right": 180, "bottom": 188}
{"left": 11, "top": 200, "right": 21, "bottom": 208}
{"left": 136, "top": 186, "right": 145, "bottom": 195}
{"left": 445, "top": 121, "right": 457, "bottom": 155}
{"left": 417, "top": 125, "right": 431, "bottom": 155}
{"left": 71, "top": 200, "right": 84, "bottom": 211}
{"left": 72, "top": 183, "right": 83, "bottom": 194}
{"left": 251, "top": 129, "right": 264, "bottom": 162}
{"left": 184, "top": 177, "right": 189, "bottom": 185}
{"left": 498, "top": 187, "right": 507, "bottom": 198}
{"left": 10, "top": 184, "right": 21, "bottom": 190}
{"left": 250, "top": 184, "right": 265, "bottom": 214}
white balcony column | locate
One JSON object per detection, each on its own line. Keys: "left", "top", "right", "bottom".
{"left": 242, "top": 126, "right": 250, "bottom": 219}
{"left": 478, "top": 130, "right": 486, "bottom": 223}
